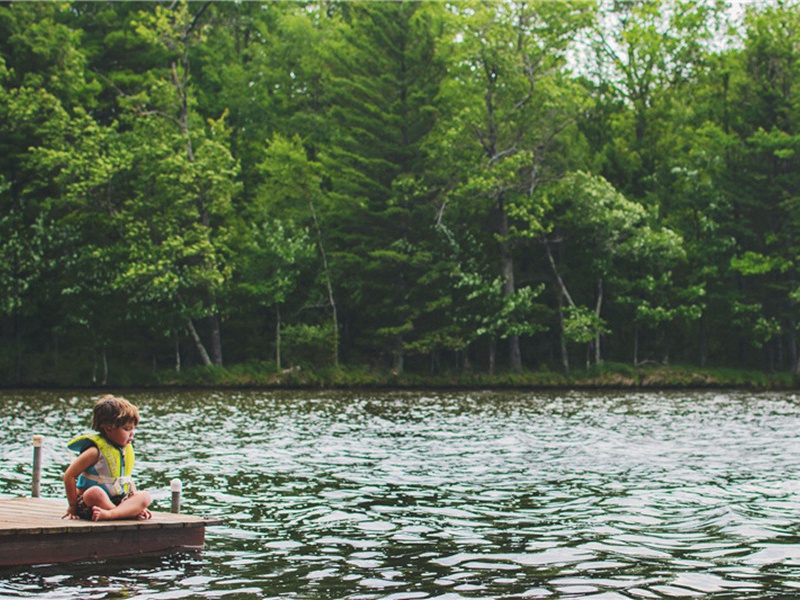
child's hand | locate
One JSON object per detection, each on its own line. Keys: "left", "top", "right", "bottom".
{"left": 137, "top": 508, "right": 153, "bottom": 520}
{"left": 62, "top": 506, "right": 80, "bottom": 520}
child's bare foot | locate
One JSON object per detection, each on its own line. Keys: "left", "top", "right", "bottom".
{"left": 91, "top": 506, "right": 114, "bottom": 521}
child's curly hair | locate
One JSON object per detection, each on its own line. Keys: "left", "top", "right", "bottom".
{"left": 91, "top": 394, "right": 140, "bottom": 431}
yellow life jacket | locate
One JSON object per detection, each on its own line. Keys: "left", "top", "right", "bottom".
{"left": 67, "top": 433, "right": 135, "bottom": 496}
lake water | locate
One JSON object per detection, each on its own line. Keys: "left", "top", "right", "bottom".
{"left": 1, "top": 389, "right": 799, "bottom": 599}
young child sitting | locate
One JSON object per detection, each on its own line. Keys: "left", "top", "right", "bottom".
{"left": 64, "top": 394, "right": 152, "bottom": 521}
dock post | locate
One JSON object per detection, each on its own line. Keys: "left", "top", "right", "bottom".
{"left": 171, "top": 478, "right": 182, "bottom": 513}
{"left": 32, "top": 435, "right": 43, "bottom": 498}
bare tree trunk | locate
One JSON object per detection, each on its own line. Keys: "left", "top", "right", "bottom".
{"left": 699, "top": 312, "right": 708, "bottom": 367}
{"left": 557, "top": 292, "right": 569, "bottom": 374}
{"left": 544, "top": 238, "right": 576, "bottom": 307}
{"left": 52, "top": 329, "right": 59, "bottom": 373}
{"left": 463, "top": 346, "right": 472, "bottom": 372}
{"left": 633, "top": 324, "right": 639, "bottom": 366}
{"left": 544, "top": 239, "right": 575, "bottom": 375}
{"left": 429, "top": 350, "right": 440, "bottom": 374}
{"left": 92, "top": 347, "right": 108, "bottom": 385}
{"left": 499, "top": 208, "right": 522, "bottom": 372}
{"left": 394, "top": 335, "right": 404, "bottom": 374}
{"left": 789, "top": 319, "right": 798, "bottom": 374}
{"left": 209, "top": 313, "right": 223, "bottom": 366}
{"left": 170, "top": 2, "right": 222, "bottom": 370}
{"left": 307, "top": 194, "right": 339, "bottom": 366}
{"left": 275, "top": 304, "right": 282, "bottom": 371}
{"left": 14, "top": 311, "right": 23, "bottom": 384}
{"left": 184, "top": 317, "right": 212, "bottom": 366}
{"left": 594, "top": 278, "right": 603, "bottom": 365}
{"left": 101, "top": 348, "right": 108, "bottom": 385}
{"left": 489, "top": 338, "right": 497, "bottom": 375}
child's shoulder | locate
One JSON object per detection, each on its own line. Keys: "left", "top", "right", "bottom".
{"left": 67, "top": 433, "right": 101, "bottom": 454}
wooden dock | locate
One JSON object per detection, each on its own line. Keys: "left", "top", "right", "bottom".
{"left": 0, "top": 497, "right": 223, "bottom": 567}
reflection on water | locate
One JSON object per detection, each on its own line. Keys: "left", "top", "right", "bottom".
{"left": 1, "top": 390, "right": 800, "bottom": 598}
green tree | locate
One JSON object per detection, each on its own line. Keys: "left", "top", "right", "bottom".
{"left": 321, "top": 1, "right": 448, "bottom": 371}
{"left": 238, "top": 218, "right": 315, "bottom": 371}
{"left": 257, "top": 134, "right": 339, "bottom": 366}
{"left": 584, "top": 0, "right": 730, "bottom": 365}
{"left": 536, "top": 172, "right": 686, "bottom": 370}
{"left": 724, "top": 2, "right": 800, "bottom": 371}
{"left": 195, "top": 2, "right": 332, "bottom": 201}
{"left": 433, "top": 0, "right": 593, "bottom": 371}
{"left": 128, "top": 1, "right": 240, "bottom": 367}
{"left": 0, "top": 2, "right": 101, "bottom": 382}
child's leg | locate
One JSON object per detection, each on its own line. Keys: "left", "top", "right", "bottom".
{"left": 80, "top": 486, "right": 118, "bottom": 514}
{"left": 92, "top": 491, "right": 152, "bottom": 521}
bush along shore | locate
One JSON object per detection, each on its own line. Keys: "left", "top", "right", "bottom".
{"left": 132, "top": 362, "right": 797, "bottom": 391}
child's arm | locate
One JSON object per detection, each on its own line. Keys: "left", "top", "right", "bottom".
{"left": 63, "top": 447, "right": 100, "bottom": 517}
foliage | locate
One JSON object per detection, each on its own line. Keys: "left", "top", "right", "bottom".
{"left": 2, "top": 0, "right": 800, "bottom": 385}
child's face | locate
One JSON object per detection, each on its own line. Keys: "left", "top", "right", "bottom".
{"left": 103, "top": 422, "right": 136, "bottom": 447}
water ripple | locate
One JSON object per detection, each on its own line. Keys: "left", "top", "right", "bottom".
{"left": 1, "top": 390, "right": 800, "bottom": 598}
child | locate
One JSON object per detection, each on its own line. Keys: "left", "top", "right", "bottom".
{"left": 64, "top": 394, "right": 152, "bottom": 521}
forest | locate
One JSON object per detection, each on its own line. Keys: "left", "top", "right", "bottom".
{"left": 2, "top": 0, "right": 800, "bottom": 387}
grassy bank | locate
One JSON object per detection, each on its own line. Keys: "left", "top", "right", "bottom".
{"left": 151, "top": 362, "right": 798, "bottom": 391}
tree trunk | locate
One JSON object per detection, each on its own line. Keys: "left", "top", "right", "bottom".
{"left": 209, "top": 313, "right": 223, "bottom": 366}
{"left": 489, "top": 338, "right": 497, "bottom": 375}
{"left": 509, "top": 337, "right": 522, "bottom": 372}
{"left": 558, "top": 295, "right": 569, "bottom": 374}
{"left": 499, "top": 207, "right": 522, "bottom": 372}
{"left": 171, "top": 3, "right": 221, "bottom": 371}
{"left": 462, "top": 346, "right": 472, "bottom": 372}
{"left": 101, "top": 348, "right": 108, "bottom": 385}
{"left": 52, "top": 329, "right": 59, "bottom": 373}
{"left": 307, "top": 194, "right": 339, "bottom": 366}
{"left": 184, "top": 317, "right": 213, "bottom": 366}
{"left": 699, "top": 312, "right": 708, "bottom": 367}
{"left": 430, "top": 350, "right": 440, "bottom": 374}
{"left": 544, "top": 239, "right": 573, "bottom": 374}
{"left": 14, "top": 311, "right": 23, "bottom": 384}
{"left": 633, "top": 324, "right": 639, "bottom": 366}
{"left": 594, "top": 278, "right": 603, "bottom": 365}
{"left": 544, "top": 237, "right": 577, "bottom": 307}
{"left": 275, "top": 304, "right": 282, "bottom": 371}
{"left": 93, "top": 347, "right": 108, "bottom": 385}
{"left": 789, "top": 319, "right": 798, "bottom": 374}
{"left": 394, "top": 335, "right": 404, "bottom": 374}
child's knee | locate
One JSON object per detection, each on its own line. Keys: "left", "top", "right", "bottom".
{"left": 82, "top": 487, "right": 107, "bottom": 506}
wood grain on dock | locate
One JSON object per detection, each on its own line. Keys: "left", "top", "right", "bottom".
{"left": 0, "top": 497, "right": 222, "bottom": 567}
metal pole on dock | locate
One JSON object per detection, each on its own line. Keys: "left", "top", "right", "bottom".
{"left": 32, "top": 435, "right": 43, "bottom": 498}
{"left": 171, "top": 479, "right": 182, "bottom": 513}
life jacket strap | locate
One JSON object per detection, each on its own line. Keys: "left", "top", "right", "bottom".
{"left": 80, "top": 474, "right": 136, "bottom": 496}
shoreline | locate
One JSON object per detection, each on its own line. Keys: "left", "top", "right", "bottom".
{"left": 2, "top": 364, "right": 797, "bottom": 392}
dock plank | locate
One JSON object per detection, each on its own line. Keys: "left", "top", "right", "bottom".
{"left": 0, "top": 498, "right": 222, "bottom": 566}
